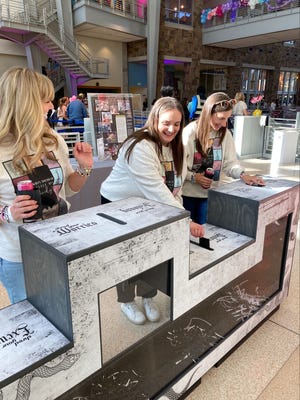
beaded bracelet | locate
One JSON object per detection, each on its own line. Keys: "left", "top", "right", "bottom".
{"left": 0, "top": 205, "right": 10, "bottom": 223}
{"left": 75, "top": 166, "right": 92, "bottom": 177}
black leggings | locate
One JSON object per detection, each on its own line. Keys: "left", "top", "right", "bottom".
{"left": 100, "top": 195, "right": 157, "bottom": 303}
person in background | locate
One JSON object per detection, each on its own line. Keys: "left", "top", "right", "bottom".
{"left": 41, "top": 66, "right": 47, "bottom": 76}
{"left": 188, "top": 86, "right": 206, "bottom": 121}
{"left": 0, "top": 67, "right": 93, "bottom": 305}
{"left": 269, "top": 98, "right": 283, "bottom": 118}
{"left": 66, "top": 94, "right": 88, "bottom": 125}
{"left": 229, "top": 91, "right": 249, "bottom": 133}
{"left": 100, "top": 96, "right": 204, "bottom": 325}
{"left": 47, "top": 107, "right": 57, "bottom": 128}
{"left": 78, "top": 92, "right": 88, "bottom": 108}
{"left": 181, "top": 97, "right": 190, "bottom": 126}
{"left": 142, "top": 96, "right": 148, "bottom": 111}
{"left": 182, "top": 92, "right": 265, "bottom": 225}
{"left": 270, "top": 99, "right": 277, "bottom": 112}
{"left": 232, "top": 92, "right": 249, "bottom": 116}
{"left": 57, "top": 96, "right": 69, "bottom": 126}
{"left": 160, "top": 85, "right": 175, "bottom": 97}
{"left": 151, "top": 98, "right": 157, "bottom": 106}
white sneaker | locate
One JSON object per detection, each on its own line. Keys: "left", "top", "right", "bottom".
{"left": 143, "top": 297, "right": 160, "bottom": 322}
{"left": 120, "top": 301, "right": 146, "bottom": 325}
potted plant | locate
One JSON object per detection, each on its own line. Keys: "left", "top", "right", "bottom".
{"left": 250, "top": 94, "right": 264, "bottom": 116}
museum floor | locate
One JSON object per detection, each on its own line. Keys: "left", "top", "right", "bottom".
{"left": 0, "top": 157, "right": 299, "bottom": 400}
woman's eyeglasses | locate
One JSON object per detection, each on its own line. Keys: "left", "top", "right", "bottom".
{"left": 213, "top": 99, "right": 236, "bottom": 108}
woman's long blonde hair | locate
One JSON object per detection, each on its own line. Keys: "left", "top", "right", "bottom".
{"left": 234, "top": 92, "right": 245, "bottom": 102}
{"left": 196, "top": 92, "right": 234, "bottom": 156}
{"left": 0, "top": 66, "right": 58, "bottom": 171}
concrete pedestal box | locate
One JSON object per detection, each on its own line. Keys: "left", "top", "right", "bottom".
{"left": 1, "top": 180, "right": 299, "bottom": 400}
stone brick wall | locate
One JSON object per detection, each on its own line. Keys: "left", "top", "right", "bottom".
{"left": 127, "top": 3, "right": 300, "bottom": 105}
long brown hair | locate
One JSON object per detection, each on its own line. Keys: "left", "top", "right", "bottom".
{"left": 196, "top": 92, "right": 234, "bottom": 156}
{"left": 121, "top": 96, "right": 185, "bottom": 175}
{"left": 0, "top": 67, "right": 58, "bottom": 172}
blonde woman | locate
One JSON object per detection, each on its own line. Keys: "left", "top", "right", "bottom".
{"left": 182, "top": 92, "right": 265, "bottom": 224}
{"left": 233, "top": 92, "right": 249, "bottom": 116}
{"left": 0, "top": 67, "right": 93, "bottom": 304}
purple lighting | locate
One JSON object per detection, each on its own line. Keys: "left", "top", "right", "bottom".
{"left": 164, "top": 59, "right": 185, "bottom": 65}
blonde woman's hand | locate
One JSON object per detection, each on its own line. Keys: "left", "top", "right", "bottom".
{"left": 73, "top": 142, "right": 94, "bottom": 169}
{"left": 190, "top": 221, "right": 205, "bottom": 238}
{"left": 10, "top": 195, "right": 39, "bottom": 221}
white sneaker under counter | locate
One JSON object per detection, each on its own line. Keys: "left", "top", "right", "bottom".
{"left": 143, "top": 297, "right": 160, "bottom": 322}
{"left": 121, "top": 301, "right": 146, "bottom": 325}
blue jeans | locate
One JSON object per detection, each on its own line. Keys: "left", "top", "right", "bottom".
{"left": 182, "top": 196, "right": 208, "bottom": 224}
{"left": 0, "top": 258, "right": 26, "bottom": 304}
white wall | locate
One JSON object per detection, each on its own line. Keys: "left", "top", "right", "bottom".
{"left": 76, "top": 36, "right": 123, "bottom": 89}
{"left": 0, "top": 39, "right": 52, "bottom": 77}
{"left": 0, "top": 35, "right": 124, "bottom": 90}
{"left": 0, "top": 39, "right": 27, "bottom": 76}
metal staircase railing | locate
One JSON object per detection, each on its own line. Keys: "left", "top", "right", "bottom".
{"left": 0, "top": 0, "right": 109, "bottom": 79}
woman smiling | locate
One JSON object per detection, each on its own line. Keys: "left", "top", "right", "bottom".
{"left": 100, "top": 96, "right": 204, "bottom": 325}
{"left": 182, "top": 92, "right": 265, "bottom": 225}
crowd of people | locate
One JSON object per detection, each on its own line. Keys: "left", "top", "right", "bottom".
{"left": 1, "top": 71, "right": 266, "bottom": 326}
{"left": 47, "top": 93, "right": 89, "bottom": 128}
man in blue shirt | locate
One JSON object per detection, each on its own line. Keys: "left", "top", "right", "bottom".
{"left": 66, "top": 95, "right": 88, "bottom": 125}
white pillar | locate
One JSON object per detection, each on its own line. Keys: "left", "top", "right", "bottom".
{"left": 25, "top": 44, "right": 42, "bottom": 73}
{"left": 147, "top": 0, "right": 160, "bottom": 105}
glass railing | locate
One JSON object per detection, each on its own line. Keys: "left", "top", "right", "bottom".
{"left": 164, "top": 7, "right": 192, "bottom": 26}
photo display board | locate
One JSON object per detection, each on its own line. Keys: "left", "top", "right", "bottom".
{"left": 87, "top": 93, "right": 142, "bottom": 160}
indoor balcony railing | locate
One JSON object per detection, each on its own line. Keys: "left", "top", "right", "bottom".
{"left": 72, "top": 0, "right": 147, "bottom": 21}
{"left": 201, "top": 0, "right": 300, "bottom": 27}
{"left": 164, "top": 7, "right": 193, "bottom": 26}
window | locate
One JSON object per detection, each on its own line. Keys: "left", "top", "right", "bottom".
{"left": 165, "top": 0, "right": 192, "bottom": 26}
{"left": 200, "top": 69, "right": 226, "bottom": 94}
{"left": 241, "top": 68, "right": 266, "bottom": 107}
{"left": 278, "top": 71, "right": 298, "bottom": 106}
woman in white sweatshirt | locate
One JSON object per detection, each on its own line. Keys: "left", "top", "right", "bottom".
{"left": 100, "top": 96, "right": 204, "bottom": 325}
{"left": 0, "top": 67, "right": 93, "bottom": 305}
{"left": 182, "top": 92, "right": 264, "bottom": 225}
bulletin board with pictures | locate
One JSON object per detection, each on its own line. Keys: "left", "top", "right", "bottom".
{"left": 87, "top": 93, "right": 142, "bottom": 160}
